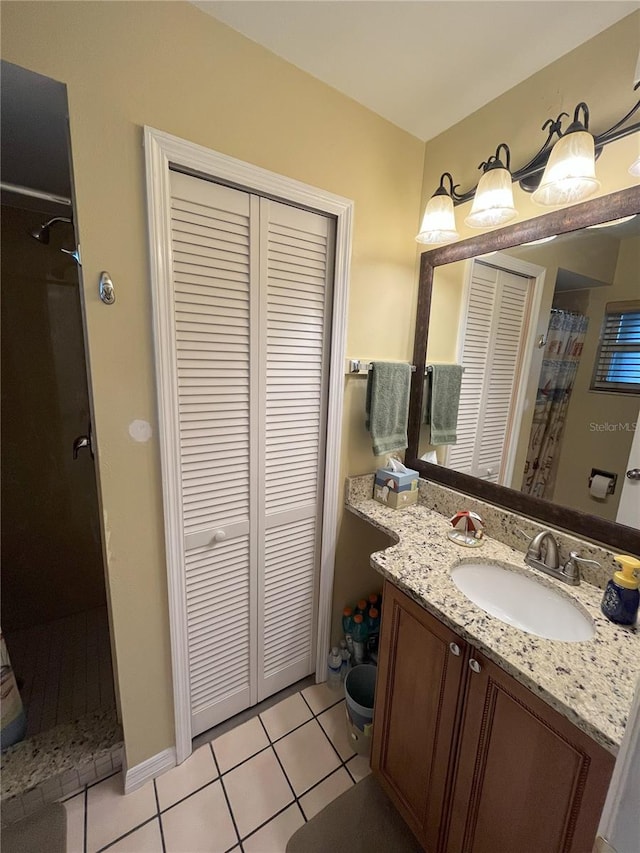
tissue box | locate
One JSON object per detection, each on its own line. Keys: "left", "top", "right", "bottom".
{"left": 375, "top": 466, "right": 419, "bottom": 492}
{"left": 375, "top": 475, "right": 417, "bottom": 493}
{"left": 374, "top": 484, "right": 419, "bottom": 509}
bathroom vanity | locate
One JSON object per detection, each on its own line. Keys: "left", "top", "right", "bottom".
{"left": 345, "top": 475, "right": 639, "bottom": 853}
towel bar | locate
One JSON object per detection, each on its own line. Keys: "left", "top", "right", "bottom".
{"left": 346, "top": 359, "right": 417, "bottom": 375}
{"left": 345, "top": 360, "right": 465, "bottom": 375}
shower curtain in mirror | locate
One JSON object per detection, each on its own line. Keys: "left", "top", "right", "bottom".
{"left": 521, "top": 309, "right": 589, "bottom": 500}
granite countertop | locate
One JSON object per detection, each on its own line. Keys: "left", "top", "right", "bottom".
{"left": 346, "top": 475, "right": 640, "bottom": 755}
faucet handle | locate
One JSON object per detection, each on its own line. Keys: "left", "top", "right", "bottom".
{"left": 562, "top": 551, "right": 601, "bottom": 583}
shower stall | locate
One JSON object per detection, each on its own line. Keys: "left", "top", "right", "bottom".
{"left": 1, "top": 203, "right": 114, "bottom": 739}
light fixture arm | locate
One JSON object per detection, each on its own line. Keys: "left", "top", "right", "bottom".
{"left": 446, "top": 88, "right": 640, "bottom": 205}
{"left": 436, "top": 171, "right": 457, "bottom": 197}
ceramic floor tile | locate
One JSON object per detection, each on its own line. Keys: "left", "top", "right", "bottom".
{"left": 212, "top": 716, "right": 269, "bottom": 773}
{"left": 260, "top": 693, "right": 312, "bottom": 742}
{"left": 104, "top": 818, "right": 163, "bottom": 852}
{"left": 223, "top": 747, "right": 293, "bottom": 838}
{"left": 299, "top": 767, "right": 353, "bottom": 821}
{"left": 317, "top": 701, "right": 356, "bottom": 761}
{"left": 301, "top": 682, "right": 342, "bottom": 715}
{"left": 162, "top": 781, "right": 237, "bottom": 853}
{"left": 274, "top": 719, "right": 341, "bottom": 796}
{"left": 155, "top": 743, "right": 217, "bottom": 810}
{"left": 346, "top": 753, "right": 372, "bottom": 782}
{"left": 242, "top": 804, "right": 305, "bottom": 853}
{"left": 86, "top": 775, "right": 156, "bottom": 852}
{"left": 64, "top": 792, "right": 85, "bottom": 853}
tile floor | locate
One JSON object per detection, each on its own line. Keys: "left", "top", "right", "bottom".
{"left": 63, "top": 682, "right": 371, "bottom": 852}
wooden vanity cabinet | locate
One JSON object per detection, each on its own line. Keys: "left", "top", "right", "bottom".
{"left": 371, "top": 581, "right": 615, "bottom": 853}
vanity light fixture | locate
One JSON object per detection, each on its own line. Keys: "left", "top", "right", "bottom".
{"left": 532, "top": 103, "right": 600, "bottom": 206}
{"left": 416, "top": 85, "right": 640, "bottom": 244}
{"left": 416, "top": 172, "right": 459, "bottom": 244}
{"left": 465, "top": 144, "right": 517, "bottom": 228}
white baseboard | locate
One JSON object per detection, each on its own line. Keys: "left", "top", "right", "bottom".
{"left": 123, "top": 746, "right": 176, "bottom": 794}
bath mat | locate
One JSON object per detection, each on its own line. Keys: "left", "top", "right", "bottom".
{"left": 1, "top": 803, "right": 66, "bottom": 853}
{"left": 286, "top": 774, "right": 422, "bottom": 853}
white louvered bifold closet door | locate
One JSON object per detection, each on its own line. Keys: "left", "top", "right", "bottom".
{"left": 168, "top": 171, "right": 333, "bottom": 737}
{"left": 447, "top": 260, "right": 531, "bottom": 484}
{"left": 257, "top": 199, "right": 333, "bottom": 700}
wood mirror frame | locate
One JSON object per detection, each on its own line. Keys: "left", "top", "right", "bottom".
{"left": 406, "top": 185, "right": 640, "bottom": 553}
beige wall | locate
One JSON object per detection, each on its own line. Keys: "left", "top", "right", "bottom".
{"left": 553, "top": 235, "right": 640, "bottom": 519}
{"left": 1, "top": 1, "right": 424, "bottom": 766}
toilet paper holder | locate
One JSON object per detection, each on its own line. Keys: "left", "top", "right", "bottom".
{"left": 589, "top": 468, "right": 617, "bottom": 496}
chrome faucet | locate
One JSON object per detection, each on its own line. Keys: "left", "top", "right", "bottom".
{"left": 525, "top": 530, "right": 573, "bottom": 585}
{"left": 521, "top": 529, "right": 601, "bottom": 586}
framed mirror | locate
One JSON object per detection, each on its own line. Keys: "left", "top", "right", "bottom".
{"left": 407, "top": 185, "right": 640, "bottom": 552}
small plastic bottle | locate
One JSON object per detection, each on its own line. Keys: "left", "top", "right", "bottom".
{"left": 368, "top": 592, "right": 380, "bottom": 610}
{"left": 355, "top": 599, "right": 368, "bottom": 617}
{"left": 342, "top": 607, "right": 354, "bottom": 656}
{"left": 339, "top": 639, "right": 351, "bottom": 681}
{"left": 601, "top": 554, "right": 640, "bottom": 625}
{"left": 352, "top": 614, "right": 368, "bottom": 665}
{"left": 327, "top": 647, "right": 342, "bottom": 690}
{"left": 367, "top": 607, "right": 380, "bottom": 655}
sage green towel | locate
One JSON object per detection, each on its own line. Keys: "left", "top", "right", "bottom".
{"left": 425, "top": 364, "right": 463, "bottom": 445}
{"left": 365, "top": 361, "right": 411, "bottom": 456}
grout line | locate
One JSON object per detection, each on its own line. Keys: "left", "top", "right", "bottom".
{"left": 209, "top": 742, "right": 244, "bottom": 853}
{"left": 344, "top": 758, "right": 358, "bottom": 785}
{"left": 158, "top": 776, "right": 221, "bottom": 815}
{"left": 315, "top": 710, "right": 355, "bottom": 768}
{"left": 153, "top": 778, "right": 167, "bottom": 853}
{"left": 213, "top": 741, "right": 273, "bottom": 777}
{"left": 299, "top": 689, "right": 344, "bottom": 719}
{"left": 256, "top": 716, "right": 298, "bottom": 806}
{"left": 85, "top": 769, "right": 121, "bottom": 791}
{"left": 239, "top": 800, "right": 301, "bottom": 846}
{"left": 97, "top": 816, "right": 158, "bottom": 852}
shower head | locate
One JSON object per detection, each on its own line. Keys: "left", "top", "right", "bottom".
{"left": 29, "top": 216, "right": 72, "bottom": 244}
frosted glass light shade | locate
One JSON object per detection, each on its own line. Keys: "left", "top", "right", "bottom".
{"left": 416, "top": 192, "right": 459, "bottom": 244}
{"left": 464, "top": 167, "right": 517, "bottom": 228}
{"left": 629, "top": 155, "right": 640, "bottom": 177}
{"left": 532, "top": 130, "right": 600, "bottom": 205}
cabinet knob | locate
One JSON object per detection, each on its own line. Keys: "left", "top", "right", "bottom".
{"left": 469, "top": 658, "right": 481, "bottom": 673}
{"left": 449, "top": 642, "right": 461, "bottom": 656}
{"left": 212, "top": 530, "right": 226, "bottom": 544}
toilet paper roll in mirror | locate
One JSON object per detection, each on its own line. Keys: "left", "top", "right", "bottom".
{"left": 589, "top": 474, "right": 612, "bottom": 500}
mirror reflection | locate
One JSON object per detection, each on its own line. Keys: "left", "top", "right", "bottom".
{"left": 420, "top": 215, "right": 640, "bottom": 528}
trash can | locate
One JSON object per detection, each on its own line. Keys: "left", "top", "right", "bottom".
{"left": 344, "top": 664, "right": 377, "bottom": 756}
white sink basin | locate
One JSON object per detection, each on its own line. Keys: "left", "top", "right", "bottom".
{"left": 450, "top": 562, "right": 595, "bottom": 642}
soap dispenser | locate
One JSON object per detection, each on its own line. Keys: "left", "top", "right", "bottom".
{"left": 600, "top": 555, "right": 640, "bottom": 626}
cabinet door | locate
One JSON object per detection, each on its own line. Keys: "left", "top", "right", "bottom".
{"left": 372, "top": 581, "right": 468, "bottom": 852}
{"left": 447, "top": 650, "right": 615, "bottom": 853}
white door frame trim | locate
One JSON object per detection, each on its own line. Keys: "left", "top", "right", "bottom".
{"left": 144, "top": 126, "right": 352, "bottom": 764}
